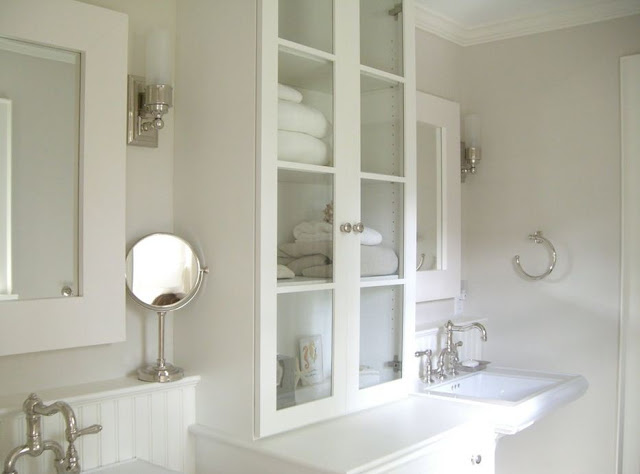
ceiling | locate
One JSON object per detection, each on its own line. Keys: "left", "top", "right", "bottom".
{"left": 414, "top": 0, "right": 640, "bottom": 46}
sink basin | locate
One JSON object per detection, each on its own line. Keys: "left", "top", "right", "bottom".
{"left": 411, "top": 367, "right": 588, "bottom": 434}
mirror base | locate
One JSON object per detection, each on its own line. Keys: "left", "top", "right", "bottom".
{"left": 137, "top": 363, "right": 184, "bottom": 383}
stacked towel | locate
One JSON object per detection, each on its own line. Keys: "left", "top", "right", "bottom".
{"left": 278, "top": 83, "right": 331, "bottom": 166}
{"left": 293, "top": 221, "right": 332, "bottom": 242}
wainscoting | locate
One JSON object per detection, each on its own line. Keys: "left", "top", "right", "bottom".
{"left": 0, "top": 376, "right": 199, "bottom": 474}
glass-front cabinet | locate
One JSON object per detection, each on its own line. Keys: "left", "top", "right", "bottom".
{"left": 258, "top": 0, "right": 416, "bottom": 437}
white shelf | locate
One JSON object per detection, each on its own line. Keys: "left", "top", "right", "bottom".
{"left": 277, "top": 279, "right": 334, "bottom": 294}
{"left": 361, "top": 172, "right": 407, "bottom": 184}
{"left": 279, "top": 43, "right": 334, "bottom": 94}
{"left": 277, "top": 161, "right": 335, "bottom": 176}
{"left": 360, "top": 275, "right": 404, "bottom": 288}
{"left": 361, "top": 65, "right": 405, "bottom": 92}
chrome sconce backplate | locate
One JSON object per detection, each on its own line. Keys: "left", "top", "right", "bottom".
{"left": 461, "top": 142, "right": 481, "bottom": 182}
{"left": 127, "top": 75, "right": 173, "bottom": 148}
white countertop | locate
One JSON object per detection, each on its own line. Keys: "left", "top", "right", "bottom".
{"left": 85, "top": 459, "right": 181, "bottom": 474}
{"left": 191, "top": 395, "right": 489, "bottom": 473}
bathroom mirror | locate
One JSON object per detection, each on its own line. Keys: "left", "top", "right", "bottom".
{"left": 417, "top": 122, "right": 442, "bottom": 272}
{"left": 415, "top": 91, "right": 461, "bottom": 302}
{"left": 0, "top": 36, "right": 81, "bottom": 301}
{"left": 0, "top": 0, "right": 127, "bottom": 356}
{"left": 126, "top": 233, "right": 208, "bottom": 382}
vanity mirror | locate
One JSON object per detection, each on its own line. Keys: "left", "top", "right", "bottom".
{"left": 0, "top": 36, "right": 80, "bottom": 301}
{"left": 0, "top": 0, "right": 127, "bottom": 356}
{"left": 415, "top": 92, "right": 461, "bottom": 302}
{"left": 126, "top": 233, "right": 208, "bottom": 382}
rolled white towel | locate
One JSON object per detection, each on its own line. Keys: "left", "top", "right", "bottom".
{"left": 293, "top": 221, "right": 333, "bottom": 242}
{"left": 279, "top": 101, "right": 329, "bottom": 139}
{"left": 277, "top": 264, "right": 295, "bottom": 279}
{"left": 278, "top": 83, "right": 303, "bottom": 103}
{"left": 278, "top": 131, "right": 329, "bottom": 166}
{"left": 361, "top": 246, "right": 398, "bottom": 277}
{"left": 360, "top": 227, "right": 383, "bottom": 246}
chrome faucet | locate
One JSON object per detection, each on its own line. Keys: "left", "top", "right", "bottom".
{"left": 2, "top": 393, "right": 102, "bottom": 474}
{"left": 437, "top": 320, "right": 488, "bottom": 379}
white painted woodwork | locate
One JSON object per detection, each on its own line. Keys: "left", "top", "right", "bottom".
{"left": 0, "top": 0, "right": 127, "bottom": 356}
{"left": 0, "top": 376, "right": 199, "bottom": 474}
{"left": 415, "top": 0, "right": 640, "bottom": 46}
{"left": 415, "top": 92, "right": 461, "bottom": 302}
{"left": 256, "top": 0, "right": 417, "bottom": 437}
{"left": 619, "top": 53, "right": 640, "bottom": 474}
{"left": 191, "top": 396, "right": 496, "bottom": 473}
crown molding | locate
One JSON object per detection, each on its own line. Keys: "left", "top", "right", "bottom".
{"left": 415, "top": 1, "right": 640, "bottom": 46}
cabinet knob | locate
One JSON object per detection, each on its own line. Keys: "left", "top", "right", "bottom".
{"left": 471, "top": 454, "right": 482, "bottom": 465}
{"left": 340, "top": 223, "right": 352, "bottom": 233}
{"left": 353, "top": 222, "right": 365, "bottom": 233}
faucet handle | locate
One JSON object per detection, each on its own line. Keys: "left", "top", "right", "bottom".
{"left": 70, "top": 424, "right": 102, "bottom": 443}
{"left": 414, "top": 350, "right": 434, "bottom": 384}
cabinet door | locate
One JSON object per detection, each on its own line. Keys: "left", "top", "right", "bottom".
{"left": 349, "top": 0, "right": 416, "bottom": 410}
{"left": 257, "top": 0, "right": 349, "bottom": 438}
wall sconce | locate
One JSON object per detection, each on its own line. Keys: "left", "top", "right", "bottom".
{"left": 127, "top": 28, "right": 173, "bottom": 148}
{"left": 461, "top": 114, "right": 481, "bottom": 182}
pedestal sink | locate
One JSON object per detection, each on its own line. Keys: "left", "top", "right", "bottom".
{"left": 411, "top": 367, "right": 588, "bottom": 435}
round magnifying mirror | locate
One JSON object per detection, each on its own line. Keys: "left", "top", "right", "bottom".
{"left": 126, "top": 233, "right": 207, "bottom": 382}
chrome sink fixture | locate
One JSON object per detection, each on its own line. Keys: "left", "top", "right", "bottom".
{"left": 436, "top": 320, "right": 488, "bottom": 379}
{"left": 2, "top": 393, "right": 102, "bottom": 474}
{"left": 412, "top": 367, "right": 588, "bottom": 434}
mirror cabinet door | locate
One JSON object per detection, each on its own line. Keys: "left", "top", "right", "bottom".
{"left": 415, "top": 91, "right": 461, "bottom": 302}
{"left": 0, "top": 36, "right": 80, "bottom": 301}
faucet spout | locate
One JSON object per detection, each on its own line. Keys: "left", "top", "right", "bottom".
{"left": 447, "top": 320, "right": 488, "bottom": 341}
{"left": 3, "top": 445, "right": 30, "bottom": 474}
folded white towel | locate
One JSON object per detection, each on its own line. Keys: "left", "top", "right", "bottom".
{"left": 279, "top": 241, "right": 333, "bottom": 260}
{"left": 278, "top": 131, "right": 329, "bottom": 166}
{"left": 279, "top": 101, "right": 329, "bottom": 139}
{"left": 302, "top": 264, "right": 333, "bottom": 278}
{"left": 293, "top": 221, "right": 333, "bottom": 242}
{"left": 277, "top": 264, "right": 295, "bottom": 279}
{"left": 360, "top": 227, "right": 383, "bottom": 246}
{"left": 361, "top": 246, "right": 398, "bottom": 276}
{"left": 278, "top": 83, "right": 303, "bottom": 103}
{"left": 287, "top": 255, "right": 329, "bottom": 276}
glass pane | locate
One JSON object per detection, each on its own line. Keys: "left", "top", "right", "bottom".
{"left": 278, "top": 170, "right": 334, "bottom": 285}
{"left": 360, "top": 0, "right": 403, "bottom": 75}
{"left": 0, "top": 36, "right": 80, "bottom": 301}
{"left": 360, "top": 180, "right": 403, "bottom": 279}
{"left": 279, "top": 49, "right": 333, "bottom": 167}
{"left": 416, "top": 122, "right": 442, "bottom": 272}
{"left": 279, "top": 0, "right": 333, "bottom": 53}
{"left": 277, "top": 290, "right": 333, "bottom": 409}
{"left": 361, "top": 73, "right": 404, "bottom": 176}
{"left": 360, "top": 285, "right": 403, "bottom": 389}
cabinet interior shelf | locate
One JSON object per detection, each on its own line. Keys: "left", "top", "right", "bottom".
{"left": 277, "top": 161, "right": 335, "bottom": 176}
{"left": 361, "top": 172, "right": 406, "bottom": 184}
{"left": 360, "top": 275, "right": 403, "bottom": 287}
{"left": 361, "top": 66, "right": 405, "bottom": 93}
{"left": 277, "top": 279, "right": 334, "bottom": 294}
{"left": 279, "top": 42, "right": 334, "bottom": 94}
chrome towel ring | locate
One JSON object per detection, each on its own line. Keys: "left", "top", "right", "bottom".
{"left": 514, "top": 231, "right": 557, "bottom": 280}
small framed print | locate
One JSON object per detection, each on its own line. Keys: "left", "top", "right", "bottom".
{"left": 299, "top": 335, "right": 323, "bottom": 386}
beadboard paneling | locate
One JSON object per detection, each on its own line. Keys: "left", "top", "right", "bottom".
{"left": 0, "top": 376, "right": 198, "bottom": 474}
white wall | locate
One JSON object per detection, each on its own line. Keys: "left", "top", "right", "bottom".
{"left": 459, "top": 15, "right": 640, "bottom": 474}
{"left": 172, "top": 0, "right": 257, "bottom": 441}
{"left": 0, "top": 0, "right": 177, "bottom": 396}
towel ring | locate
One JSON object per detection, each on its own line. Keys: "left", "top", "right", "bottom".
{"left": 514, "top": 231, "right": 557, "bottom": 280}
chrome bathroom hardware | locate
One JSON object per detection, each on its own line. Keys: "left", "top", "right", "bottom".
{"left": 414, "top": 349, "right": 434, "bottom": 384}
{"left": 416, "top": 253, "right": 425, "bottom": 271}
{"left": 437, "top": 320, "right": 487, "bottom": 379}
{"left": 2, "top": 393, "right": 102, "bottom": 474}
{"left": 514, "top": 230, "right": 557, "bottom": 280}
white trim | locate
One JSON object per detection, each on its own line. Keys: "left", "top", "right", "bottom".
{"left": 0, "top": 36, "right": 78, "bottom": 64}
{"left": 0, "top": 99, "right": 11, "bottom": 296}
{"left": 618, "top": 53, "right": 640, "bottom": 474}
{"left": 415, "top": 0, "right": 640, "bottom": 46}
